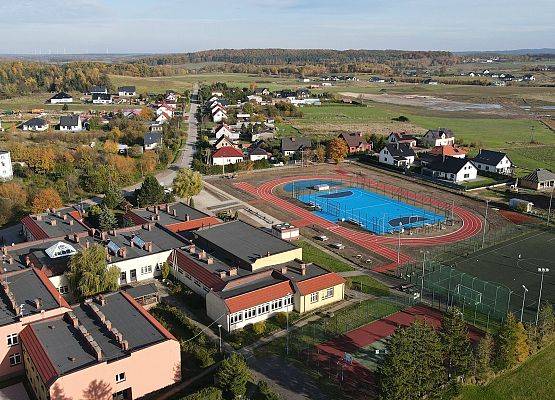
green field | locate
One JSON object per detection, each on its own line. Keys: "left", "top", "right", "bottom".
{"left": 458, "top": 342, "right": 555, "bottom": 400}
{"left": 346, "top": 275, "right": 390, "bottom": 296}
{"left": 296, "top": 240, "right": 355, "bottom": 273}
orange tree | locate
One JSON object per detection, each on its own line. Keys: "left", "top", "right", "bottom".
{"left": 326, "top": 137, "right": 348, "bottom": 164}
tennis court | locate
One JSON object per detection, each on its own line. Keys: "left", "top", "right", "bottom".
{"left": 296, "top": 185, "right": 445, "bottom": 234}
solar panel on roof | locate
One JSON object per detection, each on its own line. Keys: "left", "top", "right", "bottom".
{"left": 131, "top": 235, "right": 146, "bottom": 248}
{"left": 107, "top": 241, "right": 120, "bottom": 254}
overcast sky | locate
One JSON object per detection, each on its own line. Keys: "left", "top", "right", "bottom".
{"left": 1, "top": 0, "right": 553, "bottom": 54}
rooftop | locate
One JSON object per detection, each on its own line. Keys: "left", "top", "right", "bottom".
{"left": 0, "top": 268, "right": 66, "bottom": 327}
{"left": 521, "top": 168, "right": 555, "bottom": 183}
{"left": 126, "top": 202, "right": 211, "bottom": 228}
{"left": 472, "top": 149, "right": 509, "bottom": 165}
{"left": 21, "top": 207, "right": 89, "bottom": 240}
{"left": 194, "top": 220, "right": 299, "bottom": 268}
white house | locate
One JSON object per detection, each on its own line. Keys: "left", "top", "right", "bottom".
{"left": 156, "top": 105, "right": 174, "bottom": 118}
{"left": 472, "top": 149, "right": 514, "bottom": 176}
{"left": 118, "top": 86, "right": 137, "bottom": 97}
{"left": 215, "top": 124, "right": 239, "bottom": 140}
{"left": 48, "top": 92, "right": 73, "bottom": 104}
{"left": 0, "top": 150, "right": 13, "bottom": 181}
{"left": 248, "top": 146, "right": 269, "bottom": 161}
{"left": 423, "top": 157, "right": 477, "bottom": 183}
{"left": 90, "top": 85, "right": 108, "bottom": 94}
{"left": 212, "top": 107, "right": 228, "bottom": 123}
{"left": 144, "top": 132, "right": 163, "bottom": 150}
{"left": 421, "top": 128, "right": 455, "bottom": 147}
{"left": 21, "top": 117, "right": 49, "bottom": 131}
{"left": 155, "top": 112, "right": 171, "bottom": 124}
{"left": 59, "top": 115, "right": 83, "bottom": 132}
{"left": 379, "top": 143, "right": 416, "bottom": 167}
{"left": 92, "top": 93, "right": 113, "bottom": 104}
{"left": 212, "top": 146, "right": 244, "bottom": 166}
{"left": 387, "top": 132, "right": 418, "bottom": 148}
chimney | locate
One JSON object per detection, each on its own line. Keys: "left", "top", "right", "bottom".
{"left": 185, "top": 214, "right": 190, "bottom": 221}
{"left": 50, "top": 219, "right": 57, "bottom": 226}
{"left": 34, "top": 298, "right": 42, "bottom": 310}
{"left": 91, "top": 342, "right": 103, "bottom": 360}
{"left": 164, "top": 203, "right": 170, "bottom": 212}
{"left": 121, "top": 340, "right": 129, "bottom": 351}
{"left": 207, "top": 257, "right": 214, "bottom": 265}
{"left": 97, "top": 294, "right": 106, "bottom": 306}
{"left": 188, "top": 245, "right": 196, "bottom": 254}
{"left": 25, "top": 255, "right": 31, "bottom": 266}
{"left": 105, "top": 319, "right": 112, "bottom": 330}
{"left": 85, "top": 241, "right": 90, "bottom": 249}
{"left": 266, "top": 251, "right": 271, "bottom": 257}
{"left": 110, "top": 229, "right": 117, "bottom": 236}
{"left": 73, "top": 233, "right": 79, "bottom": 243}
{"left": 36, "top": 215, "right": 42, "bottom": 221}
{"left": 300, "top": 263, "right": 307, "bottom": 276}
{"left": 66, "top": 312, "right": 79, "bottom": 327}
{"left": 172, "top": 209, "right": 177, "bottom": 217}
{"left": 63, "top": 214, "right": 68, "bottom": 221}
{"left": 228, "top": 267, "right": 238, "bottom": 277}
{"left": 7, "top": 256, "right": 13, "bottom": 265}
{"left": 101, "top": 232, "right": 107, "bottom": 240}
{"left": 219, "top": 271, "right": 227, "bottom": 279}
{"left": 199, "top": 250, "right": 206, "bottom": 259}
{"left": 118, "top": 247, "right": 127, "bottom": 258}
{"left": 281, "top": 266, "right": 288, "bottom": 274}
{"left": 145, "top": 242, "right": 153, "bottom": 252}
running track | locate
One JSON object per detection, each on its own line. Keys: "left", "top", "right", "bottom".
{"left": 233, "top": 174, "right": 482, "bottom": 270}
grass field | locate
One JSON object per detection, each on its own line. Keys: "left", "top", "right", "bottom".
{"left": 347, "top": 275, "right": 390, "bottom": 297}
{"left": 296, "top": 240, "right": 355, "bottom": 272}
{"left": 458, "top": 342, "right": 555, "bottom": 400}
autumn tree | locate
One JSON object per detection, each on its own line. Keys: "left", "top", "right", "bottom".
{"left": 0, "top": 182, "right": 28, "bottom": 205}
{"left": 314, "top": 144, "right": 326, "bottom": 163}
{"left": 326, "top": 137, "right": 348, "bottom": 164}
{"left": 67, "top": 244, "right": 120, "bottom": 300}
{"left": 494, "top": 313, "right": 529, "bottom": 370}
{"left": 138, "top": 152, "right": 158, "bottom": 175}
{"left": 31, "top": 188, "right": 63, "bottom": 213}
{"left": 27, "top": 147, "right": 56, "bottom": 173}
{"left": 538, "top": 302, "right": 555, "bottom": 344}
{"left": 172, "top": 168, "right": 203, "bottom": 205}
{"left": 103, "top": 140, "right": 119, "bottom": 154}
{"left": 474, "top": 334, "right": 494, "bottom": 383}
{"left": 139, "top": 107, "right": 154, "bottom": 120}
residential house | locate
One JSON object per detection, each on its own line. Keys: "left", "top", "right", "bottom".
{"left": 143, "top": 132, "right": 163, "bottom": 150}
{"left": 118, "top": 86, "right": 137, "bottom": 97}
{"left": 250, "top": 128, "right": 275, "bottom": 142}
{"left": 211, "top": 146, "right": 244, "bottom": 166}
{"left": 248, "top": 145, "right": 269, "bottom": 161}
{"left": 280, "top": 137, "right": 311, "bottom": 157}
{"left": 379, "top": 143, "right": 416, "bottom": 167}
{"left": 247, "top": 95, "right": 263, "bottom": 104}
{"left": 149, "top": 123, "right": 164, "bottom": 133}
{"left": 214, "top": 135, "right": 237, "bottom": 150}
{"left": 20, "top": 291, "right": 180, "bottom": 400}
{"left": 59, "top": 115, "right": 83, "bottom": 132}
{"left": 0, "top": 268, "right": 71, "bottom": 380}
{"left": 21, "top": 117, "right": 48, "bottom": 132}
{"left": 92, "top": 93, "right": 113, "bottom": 104}
{"left": 155, "top": 112, "right": 171, "bottom": 125}
{"left": 338, "top": 132, "right": 372, "bottom": 154}
{"left": 423, "top": 78, "right": 439, "bottom": 85}
{"left": 254, "top": 88, "right": 270, "bottom": 96}
{"left": 370, "top": 77, "right": 386, "bottom": 83}
{"left": 48, "top": 92, "right": 73, "bottom": 104}
{"left": 519, "top": 169, "right": 555, "bottom": 191}
{"left": 212, "top": 107, "right": 227, "bottom": 123}
{"left": 215, "top": 124, "right": 239, "bottom": 140}
{"left": 472, "top": 149, "right": 514, "bottom": 175}
{"left": 296, "top": 88, "right": 310, "bottom": 99}
{"left": 422, "top": 157, "right": 477, "bottom": 183}
{"left": 0, "top": 150, "right": 13, "bottom": 181}
{"left": 387, "top": 132, "right": 418, "bottom": 148}
{"left": 421, "top": 128, "right": 455, "bottom": 147}
{"left": 523, "top": 74, "right": 535, "bottom": 81}
{"left": 429, "top": 145, "right": 466, "bottom": 159}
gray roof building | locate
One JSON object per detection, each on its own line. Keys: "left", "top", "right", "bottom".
{"left": 472, "top": 149, "right": 510, "bottom": 166}
{"left": 59, "top": 115, "right": 80, "bottom": 129}
{"left": 281, "top": 137, "right": 311, "bottom": 153}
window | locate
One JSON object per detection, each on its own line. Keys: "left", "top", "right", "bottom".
{"left": 284, "top": 296, "right": 293, "bottom": 306}
{"left": 141, "top": 265, "right": 153, "bottom": 275}
{"left": 9, "top": 353, "right": 21, "bottom": 366}
{"left": 245, "top": 308, "right": 257, "bottom": 320}
{"left": 115, "top": 372, "right": 126, "bottom": 383}
{"left": 323, "top": 287, "right": 334, "bottom": 299}
{"left": 464, "top": 174, "right": 470, "bottom": 179}
{"left": 7, "top": 333, "right": 18, "bottom": 346}
{"left": 310, "top": 292, "right": 319, "bottom": 303}
{"left": 58, "top": 285, "right": 69, "bottom": 295}
{"left": 258, "top": 304, "right": 269, "bottom": 315}
{"left": 230, "top": 312, "right": 243, "bottom": 324}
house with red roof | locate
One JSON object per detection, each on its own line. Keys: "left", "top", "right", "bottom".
{"left": 211, "top": 146, "right": 244, "bottom": 166}
{"left": 429, "top": 145, "right": 467, "bottom": 159}
{"left": 338, "top": 132, "right": 372, "bottom": 154}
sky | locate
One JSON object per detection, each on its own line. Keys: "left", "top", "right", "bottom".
{"left": 1, "top": 0, "right": 553, "bottom": 54}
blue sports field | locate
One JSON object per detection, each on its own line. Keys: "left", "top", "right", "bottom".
{"left": 293, "top": 181, "right": 445, "bottom": 234}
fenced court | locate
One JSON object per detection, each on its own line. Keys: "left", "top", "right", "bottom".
{"left": 286, "top": 178, "right": 448, "bottom": 234}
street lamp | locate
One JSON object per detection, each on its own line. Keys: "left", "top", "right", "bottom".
{"left": 397, "top": 222, "right": 403, "bottom": 264}
{"left": 217, "top": 324, "right": 222, "bottom": 353}
{"left": 520, "top": 285, "right": 528, "bottom": 323}
{"left": 481, "top": 200, "right": 490, "bottom": 248}
{"left": 420, "top": 250, "right": 429, "bottom": 301}
{"left": 536, "top": 268, "right": 550, "bottom": 325}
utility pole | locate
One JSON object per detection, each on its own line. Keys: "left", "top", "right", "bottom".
{"left": 217, "top": 324, "right": 222, "bottom": 353}
{"left": 520, "top": 285, "right": 528, "bottom": 323}
{"left": 481, "top": 200, "right": 490, "bottom": 248}
{"left": 536, "top": 268, "right": 550, "bottom": 325}
{"left": 420, "top": 250, "right": 428, "bottom": 301}
{"left": 397, "top": 222, "right": 403, "bottom": 264}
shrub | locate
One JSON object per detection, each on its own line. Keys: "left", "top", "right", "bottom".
{"left": 182, "top": 387, "right": 222, "bottom": 400}
{"left": 274, "top": 312, "right": 287, "bottom": 327}
{"left": 252, "top": 321, "right": 266, "bottom": 335}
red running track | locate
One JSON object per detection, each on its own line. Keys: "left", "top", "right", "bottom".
{"left": 234, "top": 174, "right": 482, "bottom": 268}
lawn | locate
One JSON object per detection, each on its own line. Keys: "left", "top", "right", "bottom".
{"left": 458, "top": 342, "right": 555, "bottom": 400}
{"left": 296, "top": 240, "right": 355, "bottom": 272}
{"left": 346, "top": 275, "right": 390, "bottom": 297}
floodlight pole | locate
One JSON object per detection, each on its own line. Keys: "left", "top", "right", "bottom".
{"left": 548, "top": 187, "right": 553, "bottom": 225}
{"left": 420, "top": 250, "right": 428, "bottom": 301}
{"left": 286, "top": 310, "right": 290, "bottom": 355}
{"left": 520, "top": 285, "right": 528, "bottom": 323}
{"left": 536, "top": 268, "right": 550, "bottom": 325}
{"left": 481, "top": 200, "right": 489, "bottom": 249}
{"left": 217, "top": 324, "right": 222, "bottom": 353}
{"left": 397, "top": 223, "right": 402, "bottom": 264}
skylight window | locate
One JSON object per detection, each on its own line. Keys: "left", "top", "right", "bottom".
{"left": 45, "top": 242, "right": 78, "bottom": 259}
{"left": 107, "top": 241, "right": 121, "bottom": 254}
{"left": 131, "top": 235, "right": 146, "bottom": 248}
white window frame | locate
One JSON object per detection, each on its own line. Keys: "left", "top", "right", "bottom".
{"left": 245, "top": 307, "right": 257, "bottom": 320}
{"left": 310, "top": 292, "right": 319, "bottom": 303}
{"left": 115, "top": 372, "right": 126, "bottom": 383}
{"left": 7, "top": 333, "right": 18, "bottom": 346}
{"left": 58, "top": 285, "right": 69, "bottom": 295}
{"left": 230, "top": 312, "right": 243, "bottom": 324}
{"left": 323, "top": 287, "right": 334, "bottom": 299}
{"left": 9, "top": 353, "right": 21, "bottom": 366}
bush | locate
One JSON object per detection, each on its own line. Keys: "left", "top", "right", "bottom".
{"left": 182, "top": 387, "right": 222, "bottom": 400}
{"left": 274, "top": 312, "right": 287, "bottom": 328}
{"left": 254, "top": 380, "right": 281, "bottom": 400}
{"left": 252, "top": 321, "right": 266, "bottom": 335}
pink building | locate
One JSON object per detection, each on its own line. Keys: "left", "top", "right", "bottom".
{"left": 0, "top": 268, "right": 71, "bottom": 380}
{"left": 20, "top": 291, "right": 180, "bottom": 400}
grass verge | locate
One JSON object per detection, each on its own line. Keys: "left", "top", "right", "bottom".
{"left": 347, "top": 275, "right": 390, "bottom": 296}
{"left": 297, "top": 240, "right": 355, "bottom": 272}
